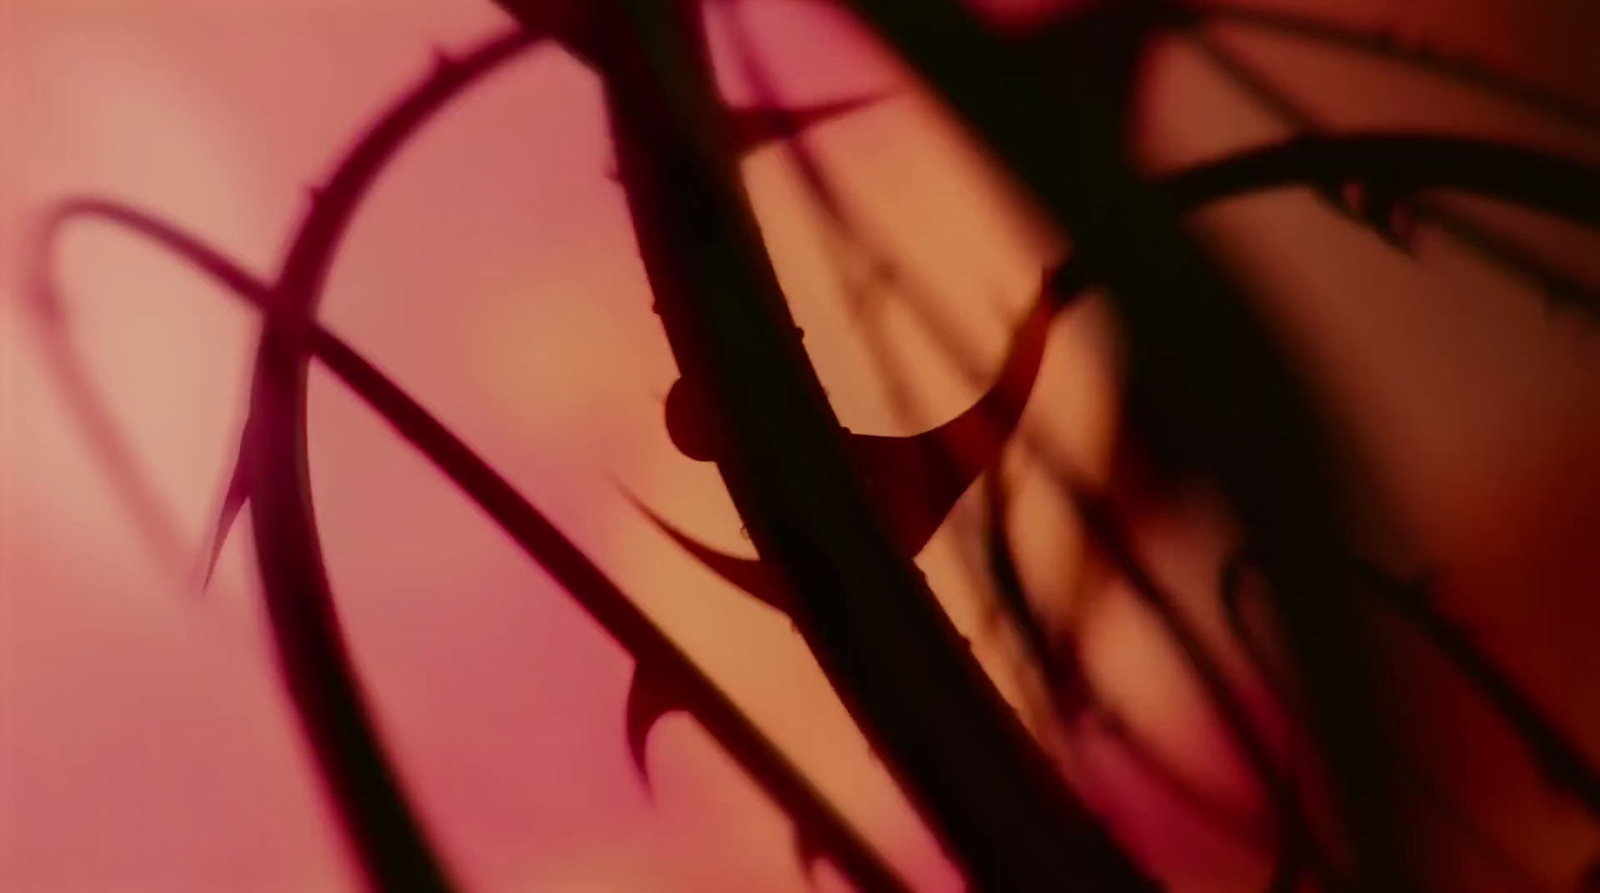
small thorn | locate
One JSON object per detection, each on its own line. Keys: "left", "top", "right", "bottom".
{"left": 624, "top": 664, "right": 681, "bottom": 798}
{"left": 431, "top": 46, "right": 455, "bottom": 72}
{"left": 793, "top": 827, "right": 825, "bottom": 882}
{"left": 625, "top": 493, "right": 794, "bottom": 617}
{"left": 1337, "top": 179, "right": 1417, "bottom": 253}
{"left": 200, "top": 431, "right": 253, "bottom": 591}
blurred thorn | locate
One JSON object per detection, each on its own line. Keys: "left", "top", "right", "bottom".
{"left": 794, "top": 826, "right": 826, "bottom": 884}
{"left": 200, "top": 428, "right": 254, "bottom": 592}
{"left": 625, "top": 663, "right": 684, "bottom": 798}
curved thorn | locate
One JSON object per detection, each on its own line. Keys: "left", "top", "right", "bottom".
{"left": 851, "top": 280, "right": 1055, "bottom": 553}
{"left": 271, "top": 27, "right": 539, "bottom": 310}
{"left": 647, "top": 282, "right": 1053, "bottom": 599}
{"left": 656, "top": 269, "right": 1055, "bottom": 562}
{"left": 201, "top": 430, "right": 253, "bottom": 591}
{"left": 314, "top": 329, "right": 912, "bottom": 892}
{"left": 29, "top": 200, "right": 274, "bottom": 586}
{"left": 625, "top": 664, "right": 684, "bottom": 795}
{"left": 622, "top": 492, "right": 793, "bottom": 617}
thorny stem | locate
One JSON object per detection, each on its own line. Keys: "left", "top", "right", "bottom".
{"left": 31, "top": 197, "right": 914, "bottom": 893}
{"left": 533, "top": 1, "right": 1164, "bottom": 889}
{"left": 234, "top": 29, "right": 540, "bottom": 892}
{"left": 30, "top": 35, "right": 911, "bottom": 893}
{"left": 29, "top": 208, "right": 218, "bottom": 585}
{"left": 1182, "top": 28, "right": 1600, "bottom": 316}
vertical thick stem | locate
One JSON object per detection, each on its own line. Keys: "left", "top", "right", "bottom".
{"left": 581, "top": 2, "right": 1158, "bottom": 889}
{"left": 246, "top": 327, "right": 459, "bottom": 893}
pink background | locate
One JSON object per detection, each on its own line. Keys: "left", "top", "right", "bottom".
{"left": 4, "top": 1, "right": 1599, "bottom": 891}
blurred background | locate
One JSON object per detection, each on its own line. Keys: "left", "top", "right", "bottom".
{"left": 3, "top": 1, "right": 1598, "bottom": 891}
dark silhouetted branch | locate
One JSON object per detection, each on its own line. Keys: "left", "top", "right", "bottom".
{"left": 1183, "top": 29, "right": 1600, "bottom": 317}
